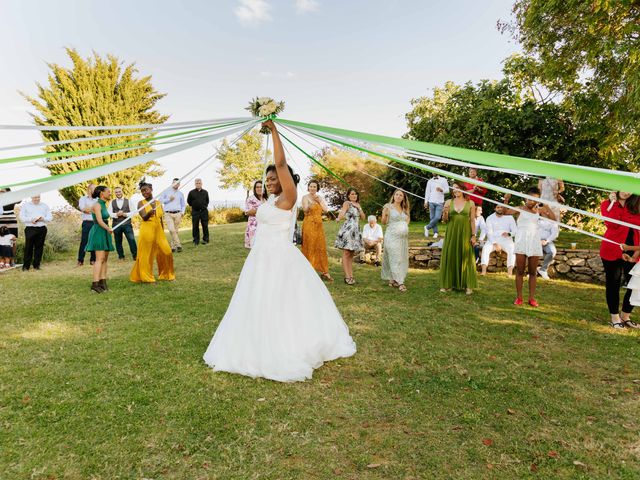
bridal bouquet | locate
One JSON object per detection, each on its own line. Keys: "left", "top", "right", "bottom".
{"left": 246, "top": 97, "right": 285, "bottom": 133}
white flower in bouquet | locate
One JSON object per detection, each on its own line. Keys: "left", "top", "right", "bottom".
{"left": 246, "top": 96, "right": 286, "bottom": 134}
{"left": 258, "top": 101, "right": 278, "bottom": 117}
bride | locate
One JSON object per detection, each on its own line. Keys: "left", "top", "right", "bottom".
{"left": 203, "top": 120, "right": 356, "bottom": 382}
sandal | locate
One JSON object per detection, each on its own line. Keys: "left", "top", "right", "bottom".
{"left": 465, "top": 288, "right": 473, "bottom": 295}
{"left": 439, "top": 288, "right": 451, "bottom": 293}
{"left": 321, "top": 273, "right": 333, "bottom": 282}
{"left": 398, "top": 284, "right": 407, "bottom": 292}
{"left": 622, "top": 319, "right": 639, "bottom": 329}
{"left": 389, "top": 280, "right": 399, "bottom": 288}
{"left": 610, "top": 322, "right": 625, "bottom": 329}
{"left": 344, "top": 277, "right": 356, "bottom": 285}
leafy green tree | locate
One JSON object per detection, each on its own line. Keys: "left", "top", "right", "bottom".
{"left": 23, "top": 48, "right": 168, "bottom": 207}
{"left": 217, "top": 129, "right": 269, "bottom": 197}
{"left": 500, "top": 0, "right": 640, "bottom": 166}
{"left": 395, "top": 76, "right": 605, "bottom": 222}
{"left": 310, "top": 146, "right": 386, "bottom": 214}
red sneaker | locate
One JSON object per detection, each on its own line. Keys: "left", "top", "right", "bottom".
{"left": 528, "top": 298, "right": 539, "bottom": 307}
{"left": 513, "top": 297, "right": 523, "bottom": 306}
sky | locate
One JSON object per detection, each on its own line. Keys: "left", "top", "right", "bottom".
{"left": 0, "top": 0, "right": 520, "bottom": 208}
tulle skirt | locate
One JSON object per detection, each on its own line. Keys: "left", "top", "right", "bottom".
{"left": 203, "top": 238, "right": 356, "bottom": 382}
{"left": 628, "top": 262, "right": 640, "bottom": 307}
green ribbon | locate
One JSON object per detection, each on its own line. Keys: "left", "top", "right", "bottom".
{"left": 0, "top": 120, "right": 248, "bottom": 165}
{"left": 275, "top": 118, "right": 640, "bottom": 194}
{"left": 0, "top": 121, "right": 254, "bottom": 189}
{"left": 277, "top": 130, "right": 350, "bottom": 186}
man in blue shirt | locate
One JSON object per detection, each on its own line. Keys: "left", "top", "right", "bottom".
{"left": 159, "top": 178, "right": 186, "bottom": 252}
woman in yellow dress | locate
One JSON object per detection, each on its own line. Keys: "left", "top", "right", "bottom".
{"left": 301, "top": 180, "right": 333, "bottom": 282}
{"left": 130, "top": 180, "right": 175, "bottom": 283}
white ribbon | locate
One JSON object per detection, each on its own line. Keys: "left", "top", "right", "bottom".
{"left": 18, "top": 129, "right": 243, "bottom": 169}
{"left": 112, "top": 122, "right": 257, "bottom": 232}
{"left": 0, "top": 121, "right": 256, "bottom": 207}
{"left": 0, "top": 118, "right": 248, "bottom": 152}
{"left": 281, "top": 124, "right": 628, "bottom": 246}
{"left": 286, "top": 124, "right": 640, "bottom": 233}
{"left": 0, "top": 117, "right": 251, "bottom": 131}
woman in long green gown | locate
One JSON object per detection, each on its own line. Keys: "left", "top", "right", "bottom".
{"left": 439, "top": 183, "right": 478, "bottom": 294}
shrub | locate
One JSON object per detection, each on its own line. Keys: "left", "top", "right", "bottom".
{"left": 209, "top": 207, "right": 246, "bottom": 225}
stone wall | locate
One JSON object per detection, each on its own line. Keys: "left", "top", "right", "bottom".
{"left": 407, "top": 246, "right": 605, "bottom": 284}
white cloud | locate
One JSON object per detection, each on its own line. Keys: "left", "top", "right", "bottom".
{"left": 235, "top": 0, "right": 272, "bottom": 26}
{"left": 295, "top": 0, "right": 319, "bottom": 14}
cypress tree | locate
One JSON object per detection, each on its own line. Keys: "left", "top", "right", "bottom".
{"left": 22, "top": 48, "right": 168, "bottom": 206}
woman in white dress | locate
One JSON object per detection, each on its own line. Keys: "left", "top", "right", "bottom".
{"left": 203, "top": 120, "right": 356, "bottom": 382}
{"left": 504, "top": 187, "right": 556, "bottom": 307}
{"left": 622, "top": 243, "right": 640, "bottom": 308}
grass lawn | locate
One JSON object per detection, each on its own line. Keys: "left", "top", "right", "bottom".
{"left": 1, "top": 222, "right": 638, "bottom": 479}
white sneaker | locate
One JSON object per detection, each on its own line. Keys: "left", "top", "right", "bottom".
{"left": 537, "top": 267, "right": 550, "bottom": 280}
{"left": 424, "top": 226, "right": 430, "bottom": 238}
{"left": 433, "top": 232, "right": 439, "bottom": 239}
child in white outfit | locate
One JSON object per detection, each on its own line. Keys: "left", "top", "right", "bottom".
{"left": 0, "top": 226, "right": 16, "bottom": 269}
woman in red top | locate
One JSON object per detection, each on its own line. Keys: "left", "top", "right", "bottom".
{"left": 462, "top": 167, "right": 487, "bottom": 207}
{"left": 600, "top": 192, "right": 640, "bottom": 329}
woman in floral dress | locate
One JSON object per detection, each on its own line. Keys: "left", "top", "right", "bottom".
{"left": 244, "top": 180, "right": 266, "bottom": 248}
{"left": 335, "top": 188, "right": 365, "bottom": 285}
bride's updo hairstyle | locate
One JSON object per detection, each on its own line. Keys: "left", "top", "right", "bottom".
{"left": 265, "top": 164, "right": 300, "bottom": 186}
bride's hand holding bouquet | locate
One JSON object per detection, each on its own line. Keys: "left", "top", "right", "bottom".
{"left": 246, "top": 97, "right": 285, "bottom": 133}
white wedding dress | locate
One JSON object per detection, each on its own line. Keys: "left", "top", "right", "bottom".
{"left": 203, "top": 196, "right": 356, "bottom": 382}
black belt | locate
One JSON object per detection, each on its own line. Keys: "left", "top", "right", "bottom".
{"left": 166, "top": 211, "right": 181, "bottom": 214}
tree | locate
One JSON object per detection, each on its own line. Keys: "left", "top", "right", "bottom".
{"left": 500, "top": 0, "right": 640, "bottom": 167}
{"left": 396, "top": 76, "right": 606, "bottom": 222}
{"left": 310, "top": 146, "right": 387, "bottom": 214}
{"left": 217, "top": 129, "right": 269, "bottom": 197}
{"left": 22, "top": 48, "right": 168, "bottom": 207}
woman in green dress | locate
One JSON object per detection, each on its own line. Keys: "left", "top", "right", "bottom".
{"left": 439, "top": 183, "right": 477, "bottom": 295}
{"left": 86, "top": 185, "right": 115, "bottom": 293}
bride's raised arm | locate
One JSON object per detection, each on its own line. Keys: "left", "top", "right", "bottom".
{"left": 265, "top": 120, "right": 297, "bottom": 210}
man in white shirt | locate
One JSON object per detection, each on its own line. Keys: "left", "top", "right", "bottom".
{"left": 362, "top": 215, "right": 384, "bottom": 266}
{"left": 423, "top": 175, "right": 449, "bottom": 238}
{"left": 537, "top": 217, "right": 559, "bottom": 280}
{"left": 480, "top": 205, "right": 517, "bottom": 276}
{"left": 110, "top": 186, "right": 138, "bottom": 261}
{"left": 18, "top": 195, "right": 52, "bottom": 271}
{"left": 158, "top": 178, "right": 186, "bottom": 252}
{"left": 77, "top": 183, "right": 97, "bottom": 266}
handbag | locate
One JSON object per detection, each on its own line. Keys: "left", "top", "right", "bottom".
{"left": 293, "top": 222, "right": 303, "bottom": 246}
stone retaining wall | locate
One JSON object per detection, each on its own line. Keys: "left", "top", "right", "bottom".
{"left": 407, "top": 246, "right": 605, "bottom": 283}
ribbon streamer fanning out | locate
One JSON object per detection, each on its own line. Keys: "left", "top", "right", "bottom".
{"left": 275, "top": 119, "right": 640, "bottom": 194}
{"left": 0, "top": 120, "right": 258, "bottom": 207}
